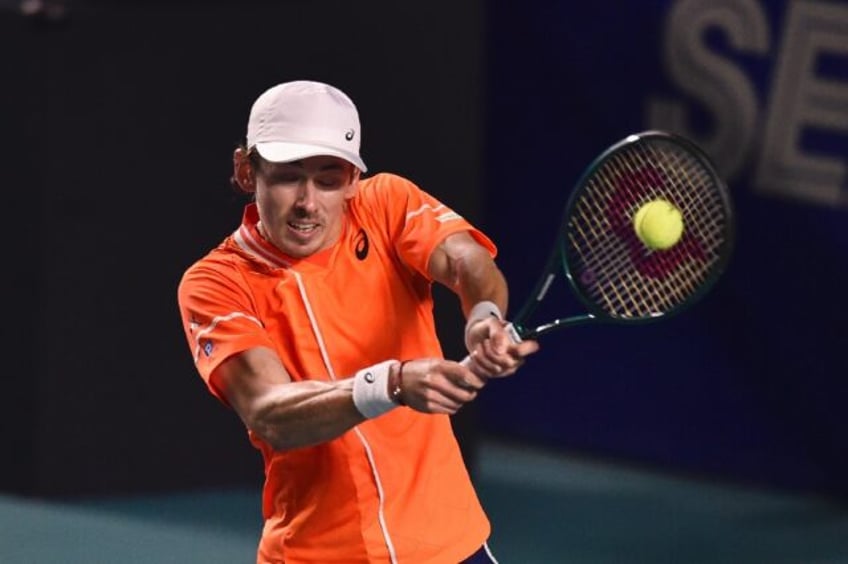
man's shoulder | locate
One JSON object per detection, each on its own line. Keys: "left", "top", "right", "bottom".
{"left": 356, "top": 171, "right": 414, "bottom": 194}
{"left": 353, "top": 172, "right": 420, "bottom": 211}
{"left": 180, "top": 239, "right": 251, "bottom": 286}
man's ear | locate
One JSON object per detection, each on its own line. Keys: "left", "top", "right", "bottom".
{"left": 233, "top": 148, "right": 256, "bottom": 194}
{"left": 344, "top": 167, "right": 361, "bottom": 200}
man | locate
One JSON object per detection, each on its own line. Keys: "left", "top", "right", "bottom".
{"left": 178, "top": 80, "right": 538, "bottom": 563}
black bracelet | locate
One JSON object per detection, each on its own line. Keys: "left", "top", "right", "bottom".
{"left": 390, "top": 360, "right": 408, "bottom": 406}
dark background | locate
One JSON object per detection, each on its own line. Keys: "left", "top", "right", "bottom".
{"left": 2, "top": 0, "right": 846, "bottom": 501}
{"left": 0, "top": 0, "right": 484, "bottom": 496}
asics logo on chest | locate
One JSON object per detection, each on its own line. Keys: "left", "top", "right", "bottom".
{"left": 354, "top": 228, "right": 369, "bottom": 260}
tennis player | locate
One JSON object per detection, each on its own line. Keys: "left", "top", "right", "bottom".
{"left": 177, "top": 80, "right": 538, "bottom": 563}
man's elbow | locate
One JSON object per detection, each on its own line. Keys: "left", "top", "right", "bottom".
{"left": 245, "top": 408, "right": 297, "bottom": 452}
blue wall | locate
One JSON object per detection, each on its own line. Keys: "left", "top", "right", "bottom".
{"left": 480, "top": 0, "right": 848, "bottom": 496}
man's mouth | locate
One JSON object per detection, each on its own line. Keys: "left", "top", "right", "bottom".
{"left": 288, "top": 221, "right": 319, "bottom": 234}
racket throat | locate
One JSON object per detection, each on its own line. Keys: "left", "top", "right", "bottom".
{"left": 522, "top": 314, "right": 598, "bottom": 339}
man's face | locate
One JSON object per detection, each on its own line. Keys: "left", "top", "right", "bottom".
{"left": 252, "top": 155, "right": 359, "bottom": 258}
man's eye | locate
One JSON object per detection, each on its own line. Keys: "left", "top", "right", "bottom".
{"left": 271, "top": 174, "right": 301, "bottom": 184}
{"left": 317, "top": 177, "right": 344, "bottom": 189}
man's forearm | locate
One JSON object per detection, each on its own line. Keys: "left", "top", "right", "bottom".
{"left": 430, "top": 232, "right": 509, "bottom": 317}
{"left": 248, "top": 379, "right": 365, "bottom": 451}
{"left": 454, "top": 254, "right": 508, "bottom": 317}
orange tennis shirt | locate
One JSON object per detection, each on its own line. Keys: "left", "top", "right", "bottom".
{"left": 178, "top": 173, "right": 496, "bottom": 563}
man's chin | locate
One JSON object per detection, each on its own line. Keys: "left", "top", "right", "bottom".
{"left": 280, "top": 239, "right": 321, "bottom": 259}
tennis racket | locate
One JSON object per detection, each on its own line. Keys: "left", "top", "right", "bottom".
{"left": 466, "top": 130, "right": 734, "bottom": 353}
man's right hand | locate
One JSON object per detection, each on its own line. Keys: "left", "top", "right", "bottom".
{"left": 394, "top": 358, "right": 487, "bottom": 415}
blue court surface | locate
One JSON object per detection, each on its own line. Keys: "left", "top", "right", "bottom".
{"left": 2, "top": 440, "right": 847, "bottom": 563}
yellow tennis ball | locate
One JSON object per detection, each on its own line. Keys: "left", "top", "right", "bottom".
{"left": 633, "top": 199, "right": 684, "bottom": 250}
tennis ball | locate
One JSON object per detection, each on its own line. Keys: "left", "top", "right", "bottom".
{"left": 633, "top": 199, "right": 684, "bottom": 250}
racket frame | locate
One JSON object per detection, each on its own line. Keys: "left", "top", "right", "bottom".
{"left": 511, "top": 130, "right": 735, "bottom": 339}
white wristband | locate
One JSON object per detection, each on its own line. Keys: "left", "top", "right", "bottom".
{"left": 464, "top": 300, "right": 503, "bottom": 352}
{"left": 352, "top": 360, "right": 399, "bottom": 419}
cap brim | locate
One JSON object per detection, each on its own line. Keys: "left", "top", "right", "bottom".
{"left": 253, "top": 142, "right": 367, "bottom": 172}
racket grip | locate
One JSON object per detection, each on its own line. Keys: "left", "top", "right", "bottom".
{"left": 459, "top": 322, "right": 523, "bottom": 368}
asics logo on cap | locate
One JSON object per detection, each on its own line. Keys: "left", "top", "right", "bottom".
{"left": 345, "top": 129, "right": 355, "bottom": 141}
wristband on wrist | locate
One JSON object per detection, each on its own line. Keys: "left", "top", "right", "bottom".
{"left": 464, "top": 300, "right": 504, "bottom": 351}
{"left": 352, "top": 360, "right": 400, "bottom": 419}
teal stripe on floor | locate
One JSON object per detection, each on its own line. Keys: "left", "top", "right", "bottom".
{"left": 0, "top": 493, "right": 258, "bottom": 563}
{"left": 2, "top": 440, "right": 847, "bottom": 563}
{"left": 477, "top": 440, "right": 848, "bottom": 564}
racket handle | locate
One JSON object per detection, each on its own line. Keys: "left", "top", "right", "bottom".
{"left": 504, "top": 322, "right": 523, "bottom": 343}
{"left": 459, "top": 322, "right": 523, "bottom": 368}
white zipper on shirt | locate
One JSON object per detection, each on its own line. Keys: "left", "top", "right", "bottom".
{"left": 291, "top": 270, "right": 400, "bottom": 564}
{"left": 233, "top": 224, "right": 400, "bottom": 563}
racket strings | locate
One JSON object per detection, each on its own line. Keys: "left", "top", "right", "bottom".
{"left": 640, "top": 143, "right": 721, "bottom": 303}
{"left": 565, "top": 137, "right": 730, "bottom": 319}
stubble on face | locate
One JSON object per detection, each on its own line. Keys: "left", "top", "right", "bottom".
{"left": 253, "top": 156, "right": 357, "bottom": 258}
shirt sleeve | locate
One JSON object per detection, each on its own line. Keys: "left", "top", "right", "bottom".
{"left": 177, "top": 259, "right": 276, "bottom": 403}
{"left": 368, "top": 173, "right": 497, "bottom": 280}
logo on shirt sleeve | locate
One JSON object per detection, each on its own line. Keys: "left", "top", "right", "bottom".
{"left": 202, "top": 340, "right": 214, "bottom": 357}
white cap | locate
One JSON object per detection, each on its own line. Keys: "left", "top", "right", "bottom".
{"left": 246, "top": 81, "right": 367, "bottom": 172}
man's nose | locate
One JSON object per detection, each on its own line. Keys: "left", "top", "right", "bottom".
{"left": 295, "top": 181, "right": 318, "bottom": 211}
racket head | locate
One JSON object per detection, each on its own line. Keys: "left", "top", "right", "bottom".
{"left": 558, "top": 130, "right": 734, "bottom": 326}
